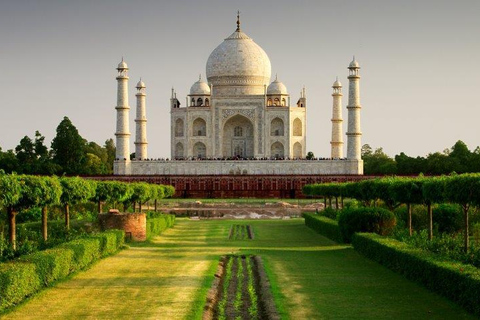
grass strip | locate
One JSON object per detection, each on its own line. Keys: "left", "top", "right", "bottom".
{"left": 246, "top": 256, "right": 259, "bottom": 319}
{"left": 218, "top": 256, "right": 233, "bottom": 320}
{"left": 234, "top": 256, "right": 244, "bottom": 317}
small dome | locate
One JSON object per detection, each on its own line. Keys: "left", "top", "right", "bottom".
{"left": 349, "top": 57, "right": 360, "bottom": 68}
{"left": 267, "top": 76, "right": 288, "bottom": 95}
{"left": 117, "top": 59, "right": 128, "bottom": 70}
{"left": 333, "top": 77, "right": 342, "bottom": 87}
{"left": 190, "top": 76, "right": 211, "bottom": 95}
{"left": 136, "top": 79, "right": 145, "bottom": 88}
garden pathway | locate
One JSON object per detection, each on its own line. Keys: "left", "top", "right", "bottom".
{"left": 3, "top": 219, "right": 475, "bottom": 319}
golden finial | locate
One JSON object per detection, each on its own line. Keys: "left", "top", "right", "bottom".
{"left": 236, "top": 10, "right": 241, "bottom": 31}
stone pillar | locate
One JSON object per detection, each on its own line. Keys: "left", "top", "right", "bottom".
{"left": 330, "top": 78, "right": 344, "bottom": 158}
{"left": 346, "top": 58, "right": 362, "bottom": 160}
{"left": 135, "top": 79, "right": 148, "bottom": 160}
{"left": 115, "top": 59, "right": 131, "bottom": 162}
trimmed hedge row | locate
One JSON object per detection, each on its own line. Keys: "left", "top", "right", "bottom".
{"left": 146, "top": 214, "right": 175, "bottom": 240}
{"left": 337, "top": 207, "right": 396, "bottom": 243}
{"left": 0, "top": 230, "right": 124, "bottom": 313}
{"left": 352, "top": 233, "right": 480, "bottom": 316}
{"left": 303, "top": 213, "right": 343, "bottom": 243}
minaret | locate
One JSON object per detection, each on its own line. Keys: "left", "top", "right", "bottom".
{"left": 115, "top": 58, "right": 131, "bottom": 161}
{"left": 346, "top": 57, "right": 362, "bottom": 160}
{"left": 135, "top": 79, "right": 148, "bottom": 160}
{"left": 330, "top": 77, "right": 344, "bottom": 158}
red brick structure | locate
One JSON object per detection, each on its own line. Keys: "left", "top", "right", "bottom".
{"left": 90, "top": 175, "right": 373, "bottom": 198}
{"left": 99, "top": 212, "right": 146, "bottom": 241}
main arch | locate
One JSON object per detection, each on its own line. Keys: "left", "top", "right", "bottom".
{"left": 222, "top": 114, "right": 254, "bottom": 158}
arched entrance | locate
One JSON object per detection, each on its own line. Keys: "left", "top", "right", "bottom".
{"left": 271, "top": 142, "right": 284, "bottom": 158}
{"left": 222, "top": 114, "right": 254, "bottom": 158}
{"left": 193, "top": 142, "right": 206, "bottom": 158}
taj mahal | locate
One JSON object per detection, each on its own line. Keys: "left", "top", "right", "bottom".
{"left": 113, "top": 15, "right": 363, "bottom": 176}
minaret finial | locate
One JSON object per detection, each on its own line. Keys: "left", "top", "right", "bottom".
{"left": 236, "top": 10, "right": 241, "bottom": 31}
{"left": 199, "top": 74, "right": 201, "bottom": 81}
{"left": 275, "top": 73, "right": 278, "bottom": 81}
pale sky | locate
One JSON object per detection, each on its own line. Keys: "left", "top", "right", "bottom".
{"left": 0, "top": 0, "right": 479, "bottom": 158}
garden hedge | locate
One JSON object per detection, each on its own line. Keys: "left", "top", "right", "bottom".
{"left": 352, "top": 233, "right": 480, "bottom": 316}
{"left": 338, "top": 207, "right": 396, "bottom": 242}
{"left": 303, "top": 213, "right": 343, "bottom": 243}
{"left": 0, "top": 229, "right": 124, "bottom": 313}
{"left": 146, "top": 214, "right": 175, "bottom": 239}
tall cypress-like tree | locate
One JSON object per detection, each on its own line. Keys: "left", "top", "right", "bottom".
{"left": 51, "top": 117, "right": 86, "bottom": 174}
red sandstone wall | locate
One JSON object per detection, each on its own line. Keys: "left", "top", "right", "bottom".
{"left": 88, "top": 174, "right": 374, "bottom": 199}
{"left": 99, "top": 213, "right": 146, "bottom": 241}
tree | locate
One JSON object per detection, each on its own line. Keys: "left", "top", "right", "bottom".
{"left": 0, "top": 149, "right": 19, "bottom": 173}
{"left": 306, "top": 151, "right": 314, "bottom": 160}
{"left": 60, "top": 177, "right": 96, "bottom": 230}
{"left": 425, "top": 152, "right": 454, "bottom": 175}
{"left": 15, "top": 136, "right": 36, "bottom": 173}
{"left": 104, "top": 139, "right": 116, "bottom": 174}
{"left": 449, "top": 140, "right": 471, "bottom": 173}
{"left": 39, "top": 176, "right": 62, "bottom": 241}
{"left": 443, "top": 174, "right": 480, "bottom": 252}
{"left": 362, "top": 147, "right": 397, "bottom": 175}
{"left": 93, "top": 181, "right": 116, "bottom": 213}
{"left": 51, "top": 117, "right": 86, "bottom": 174}
{"left": 389, "top": 177, "right": 424, "bottom": 236}
{"left": 84, "top": 153, "right": 106, "bottom": 175}
{"left": 0, "top": 173, "right": 21, "bottom": 249}
{"left": 423, "top": 176, "right": 447, "bottom": 240}
{"left": 129, "top": 183, "right": 154, "bottom": 212}
{"left": 395, "top": 152, "right": 427, "bottom": 175}
{"left": 109, "top": 181, "right": 133, "bottom": 211}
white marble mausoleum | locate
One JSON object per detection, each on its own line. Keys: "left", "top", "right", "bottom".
{"left": 113, "top": 14, "right": 363, "bottom": 175}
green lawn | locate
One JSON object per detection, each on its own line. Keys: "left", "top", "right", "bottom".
{"left": 3, "top": 219, "right": 475, "bottom": 319}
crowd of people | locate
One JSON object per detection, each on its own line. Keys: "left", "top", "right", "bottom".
{"left": 125, "top": 156, "right": 349, "bottom": 161}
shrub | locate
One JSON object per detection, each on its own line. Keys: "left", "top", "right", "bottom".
{"left": 321, "top": 207, "right": 338, "bottom": 220}
{"left": 352, "top": 233, "right": 480, "bottom": 316}
{"left": 60, "top": 238, "right": 101, "bottom": 271}
{"left": 304, "top": 213, "right": 343, "bottom": 243}
{"left": 146, "top": 214, "right": 175, "bottom": 239}
{"left": 338, "top": 207, "right": 396, "bottom": 242}
{"left": 0, "top": 262, "right": 41, "bottom": 312}
{"left": 0, "top": 229, "right": 125, "bottom": 313}
{"left": 433, "top": 204, "right": 463, "bottom": 233}
{"left": 90, "top": 230, "right": 123, "bottom": 256}
{"left": 21, "top": 248, "right": 74, "bottom": 286}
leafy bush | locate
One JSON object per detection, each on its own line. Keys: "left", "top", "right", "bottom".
{"left": 352, "top": 233, "right": 480, "bottom": 316}
{"left": 338, "top": 207, "right": 396, "bottom": 242}
{"left": 90, "top": 231, "right": 122, "bottom": 256}
{"left": 0, "top": 262, "right": 41, "bottom": 312}
{"left": 304, "top": 213, "right": 343, "bottom": 243}
{"left": 0, "top": 230, "right": 125, "bottom": 313}
{"left": 394, "top": 229, "right": 480, "bottom": 268}
{"left": 59, "top": 238, "right": 101, "bottom": 271}
{"left": 433, "top": 204, "right": 463, "bottom": 233}
{"left": 146, "top": 213, "right": 175, "bottom": 239}
{"left": 21, "top": 248, "right": 74, "bottom": 286}
{"left": 321, "top": 207, "right": 338, "bottom": 220}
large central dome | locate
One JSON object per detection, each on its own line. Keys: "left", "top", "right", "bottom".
{"left": 206, "top": 25, "right": 271, "bottom": 94}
